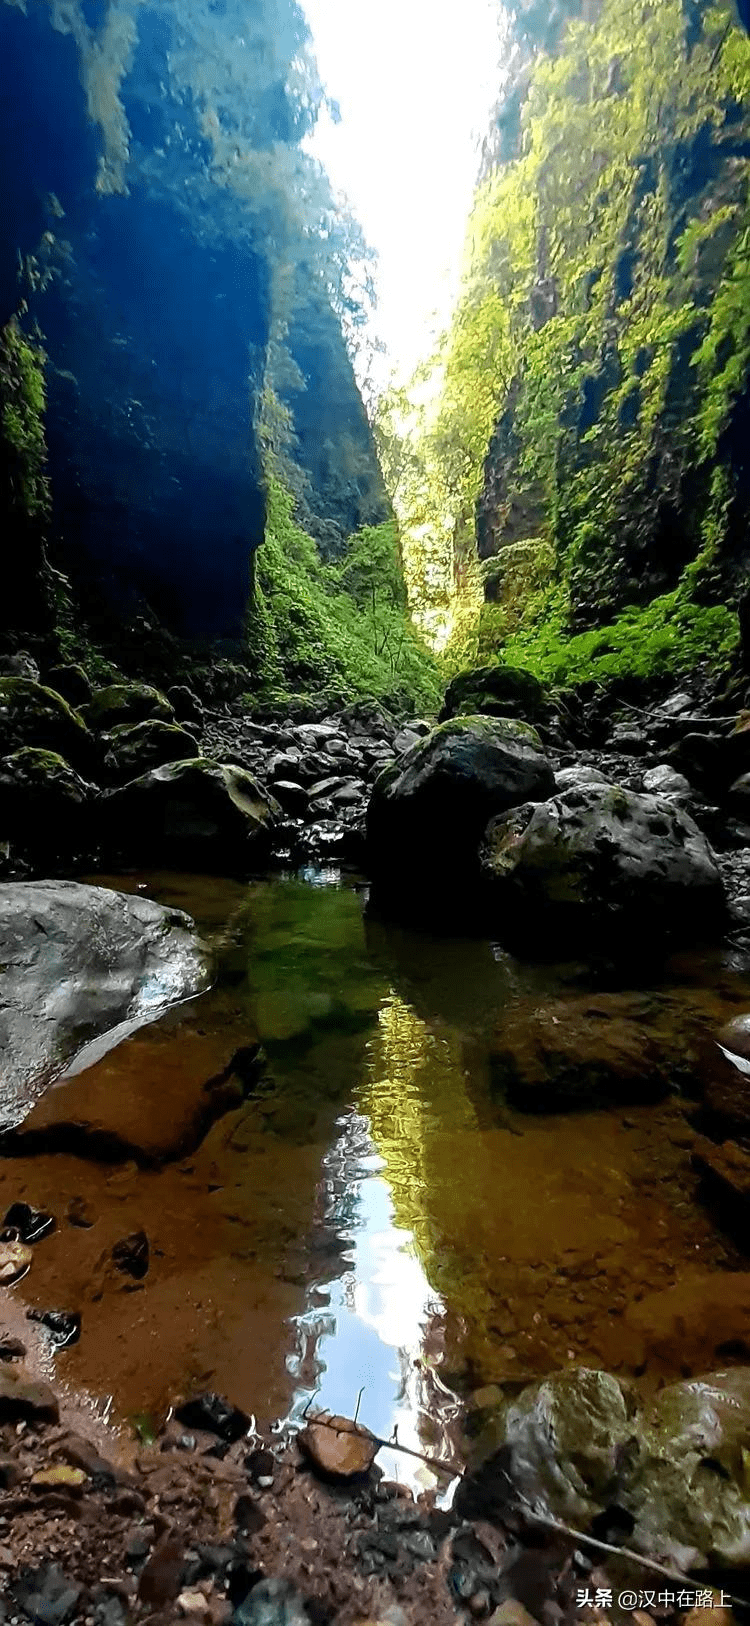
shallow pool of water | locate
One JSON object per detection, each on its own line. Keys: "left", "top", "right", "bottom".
{"left": 2, "top": 866, "right": 748, "bottom": 1482}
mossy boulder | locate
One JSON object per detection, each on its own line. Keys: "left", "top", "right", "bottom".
{"left": 104, "top": 759, "right": 281, "bottom": 869}
{"left": 86, "top": 682, "right": 174, "bottom": 731}
{"left": 46, "top": 664, "right": 93, "bottom": 707}
{"left": 102, "top": 721, "right": 200, "bottom": 785}
{"left": 366, "top": 715, "right": 554, "bottom": 917}
{"left": 0, "top": 678, "right": 93, "bottom": 771}
{"left": 480, "top": 783, "right": 725, "bottom": 947}
{"left": 0, "top": 748, "right": 95, "bottom": 856}
{"left": 439, "top": 664, "right": 546, "bottom": 723}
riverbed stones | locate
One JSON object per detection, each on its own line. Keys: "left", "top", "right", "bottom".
{"left": 0, "top": 1366, "right": 59, "bottom": 1423}
{"left": 0, "top": 677, "right": 93, "bottom": 769}
{"left": 366, "top": 716, "right": 555, "bottom": 915}
{"left": 440, "top": 665, "right": 546, "bottom": 723}
{"left": 623, "top": 1270, "right": 750, "bottom": 1370}
{"left": 0, "top": 1232, "right": 33, "bottom": 1283}
{"left": 104, "top": 759, "right": 280, "bottom": 867}
{"left": 0, "top": 879, "right": 211, "bottom": 1127}
{"left": 480, "top": 783, "right": 726, "bottom": 946}
{"left": 175, "top": 1392, "right": 250, "bottom": 1443}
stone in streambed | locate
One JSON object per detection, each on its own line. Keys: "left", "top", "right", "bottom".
{"left": 112, "top": 1230, "right": 149, "bottom": 1279}
{"left": 27, "top": 1309, "right": 81, "bottom": 1349}
{"left": 102, "top": 720, "right": 199, "bottom": 783}
{"left": 232, "top": 1579, "right": 310, "bottom": 1626}
{"left": 366, "top": 716, "right": 554, "bottom": 918}
{"left": 0, "top": 879, "right": 211, "bottom": 1129}
{"left": 104, "top": 759, "right": 280, "bottom": 867}
{"left": 175, "top": 1392, "right": 250, "bottom": 1443}
{"left": 0, "top": 748, "right": 96, "bottom": 855}
{"left": 0, "top": 1366, "right": 59, "bottom": 1423}
{"left": 480, "top": 783, "right": 725, "bottom": 947}
{"left": 10, "top": 1563, "right": 82, "bottom": 1625}
{"left": 440, "top": 664, "right": 546, "bottom": 723}
{"left": 0, "top": 1232, "right": 33, "bottom": 1283}
{"left": 86, "top": 681, "right": 174, "bottom": 730}
{"left": 298, "top": 1411, "right": 378, "bottom": 1480}
{"left": 3, "top": 1202, "right": 55, "bottom": 1242}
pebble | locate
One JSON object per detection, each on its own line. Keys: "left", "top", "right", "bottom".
{"left": 298, "top": 1412, "right": 378, "bottom": 1479}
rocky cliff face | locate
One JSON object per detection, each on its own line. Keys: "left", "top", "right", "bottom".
{"left": 0, "top": 0, "right": 384, "bottom": 644}
{"left": 433, "top": 0, "right": 750, "bottom": 674}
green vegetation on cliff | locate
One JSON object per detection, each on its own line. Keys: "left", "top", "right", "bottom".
{"left": 391, "top": 0, "right": 750, "bottom": 693}
{"left": 246, "top": 475, "right": 439, "bottom": 713}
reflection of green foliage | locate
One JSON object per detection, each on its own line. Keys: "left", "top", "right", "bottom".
{"left": 0, "top": 320, "right": 51, "bottom": 524}
{"left": 246, "top": 472, "right": 439, "bottom": 713}
{"left": 397, "top": 0, "right": 750, "bottom": 682}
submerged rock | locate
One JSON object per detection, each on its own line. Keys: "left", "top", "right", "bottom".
{"left": 0, "top": 879, "right": 211, "bottom": 1127}
{"left": 0, "top": 1367, "right": 59, "bottom": 1423}
{"left": 0, "top": 1232, "right": 33, "bottom": 1283}
{"left": 366, "top": 716, "right": 554, "bottom": 916}
{"left": 3, "top": 1202, "right": 55, "bottom": 1242}
{"left": 104, "top": 759, "right": 280, "bottom": 868}
{"left": 0, "top": 677, "right": 93, "bottom": 770}
{"left": 440, "top": 665, "right": 546, "bottom": 723}
{"left": 480, "top": 783, "right": 725, "bottom": 947}
{"left": 175, "top": 1392, "right": 250, "bottom": 1443}
{"left": 233, "top": 1579, "right": 310, "bottom": 1626}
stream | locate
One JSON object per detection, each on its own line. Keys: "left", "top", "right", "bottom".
{"left": 1, "top": 864, "right": 748, "bottom": 1486}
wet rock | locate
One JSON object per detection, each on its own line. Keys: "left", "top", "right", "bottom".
{"left": 86, "top": 681, "right": 175, "bottom": 730}
{"left": 298, "top": 1411, "right": 378, "bottom": 1479}
{"left": 270, "top": 780, "right": 309, "bottom": 815}
{"left": 0, "top": 1231, "right": 33, "bottom": 1283}
{"left": 168, "top": 686, "right": 205, "bottom": 729}
{"left": 46, "top": 664, "right": 93, "bottom": 707}
{"left": 0, "top": 880, "right": 210, "bottom": 1129}
{"left": 0, "top": 651, "right": 40, "bottom": 682}
{"left": 232, "top": 1579, "right": 310, "bottom": 1625}
{"left": 367, "top": 716, "right": 555, "bottom": 917}
{"left": 102, "top": 720, "right": 200, "bottom": 783}
{"left": 0, "top": 678, "right": 93, "bottom": 771}
{"left": 11, "top": 1564, "right": 83, "bottom": 1625}
{"left": 66, "top": 1196, "right": 96, "bottom": 1228}
{"left": 458, "top": 1367, "right": 633, "bottom": 1528}
{"left": 104, "top": 759, "right": 280, "bottom": 868}
{"left": 393, "top": 726, "right": 423, "bottom": 755}
{"left": 440, "top": 665, "right": 546, "bottom": 723}
{"left": 0, "top": 748, "right": 96, "bottom": 856}
{"left": 554, "top": 765, "right": 611, "bottom": 792}
{"left": 175, "top": 1392, "right": 251, "bottom": 1443}
{"left": 692, "top": 1138, "right": 750, "bottom": 1237}
{"left": 0, "top": 1367, "right": 59, "bottom": 1423}
{"left": 137, "top": 1535, "right": 185, "bottom": 1606}
{"left": 480, "top": 784, "right": 725, "bottom": 948}
{"left": 27, "top": 1309, "right": 81, "bottom": 1349}
{"left": 0, "top": 1337, "right": 26, "bottom": 1361}
{"left": 489, "top": 992, "right": 693, "bottom": 1111}
{"left": 642, "top": 764, "right": 691, "bottom": 797}
{"left": 4, "top": 1202, "right": 55, "bottom": 1242}
{"left": 112, "top": 1230, "right": 149, "bottom": 1279}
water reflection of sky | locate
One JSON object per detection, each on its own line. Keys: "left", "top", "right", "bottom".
{"left": 287, "top": 1109, "right": 461, "bottom": 1491}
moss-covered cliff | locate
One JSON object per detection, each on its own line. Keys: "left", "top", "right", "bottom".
{"left": 397, "top": 0, "right": 750, "bottom": 692}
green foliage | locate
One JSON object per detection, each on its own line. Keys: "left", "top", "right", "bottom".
{"left": 0, "top": 320, "right": 50, "bottom": 525}
{"left": 246, "top": 477, "right": 439, "bottom": 713}
{"left": 392, "top": 0, "right": 750, "bottom": 681}
{"left": 461, "top": 580, "right": 739, "bottom": 693}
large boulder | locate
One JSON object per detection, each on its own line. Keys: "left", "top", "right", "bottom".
{"left": 0, "top": 678, "right": 93, "bottom": 771}
{"left": 102, "top": 720, "right": 199, "bottom": 784}
{"left": 86, "top": 682, "right": 174, "bottom": 731}
{"left": 366, "top": 716, "right": 555, "bottom": 915}
{"left": 457, "top": 1365, "right": 750, "bottom": 1570}
{"left": 0, "top": 748, "right": 96, "bottom": 857}
{"left": 480, "top": 783, "right": 725, "bottom": 946}
{"left": 104, "top": 759, "right": 280, "bottom": 868}
{"left": 440, "top": 664, "right": 546, "bottom": 723}
{"left": 0, "top": 880, "right": 210, "bottom": 1128}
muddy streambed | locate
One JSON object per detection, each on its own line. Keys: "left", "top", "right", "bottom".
{"left": 1, "top": 866, "right": 749, "bottom": 1483}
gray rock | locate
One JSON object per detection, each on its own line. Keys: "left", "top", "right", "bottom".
{"left": 86, "top": 681, "right": 175, "bottom": 730}
{"left": 0, "top": 651, "right": 40, "bottom": 682}
{"left": 0, "top": 678, "right": 93, "bottom": 770}
{"left": 0, "top": 879, "right": 210, "bottom": 1127}
{"left": 0, "top": 1367, "right": 59, "bottom": 1423}
{"left": 729, "top": 772, "right": 750, "bottom": 813}
{"left": 0, "top": 748, "right": 96, "bottom": 854}
{"left": 480, "top": 783, "right": 725, "bottom": 944}
{"left": 166, "top": 685, "right": 204, "bottom": 729}
{"left": 307, "top": 775, "right": 352, "bottom": 799}
{"left": 102, "top": 720, "right": 199, "bottom": 783}
{"left": 554, "top": 765, "right": 611, "bottom": 792}
{"left": 367, "top": 716, "right": 555, "bottom": 914}
{"left": 393, "top": 726, "right": 422, "bottom": 755}
{"left": 642, "top": 764, "right": 691, "bottom": 797}
{"left": 609, "top": 725, "right": 649, "bottom": 755}
{"left": 440, "top": 665, "right": 546, "bottom": 723}
{"left": 271, "top": 780, "right": 309, "bottom": 815}
{"left": 233, "top": 1578, "right": 309, "bottom": 1626}
{"left": 104, "top": 759, "right": 280, "bottom": 867}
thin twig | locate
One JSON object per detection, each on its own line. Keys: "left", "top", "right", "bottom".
{"left": 303, "top": 1411, "right": 750, "bottom": 1609}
